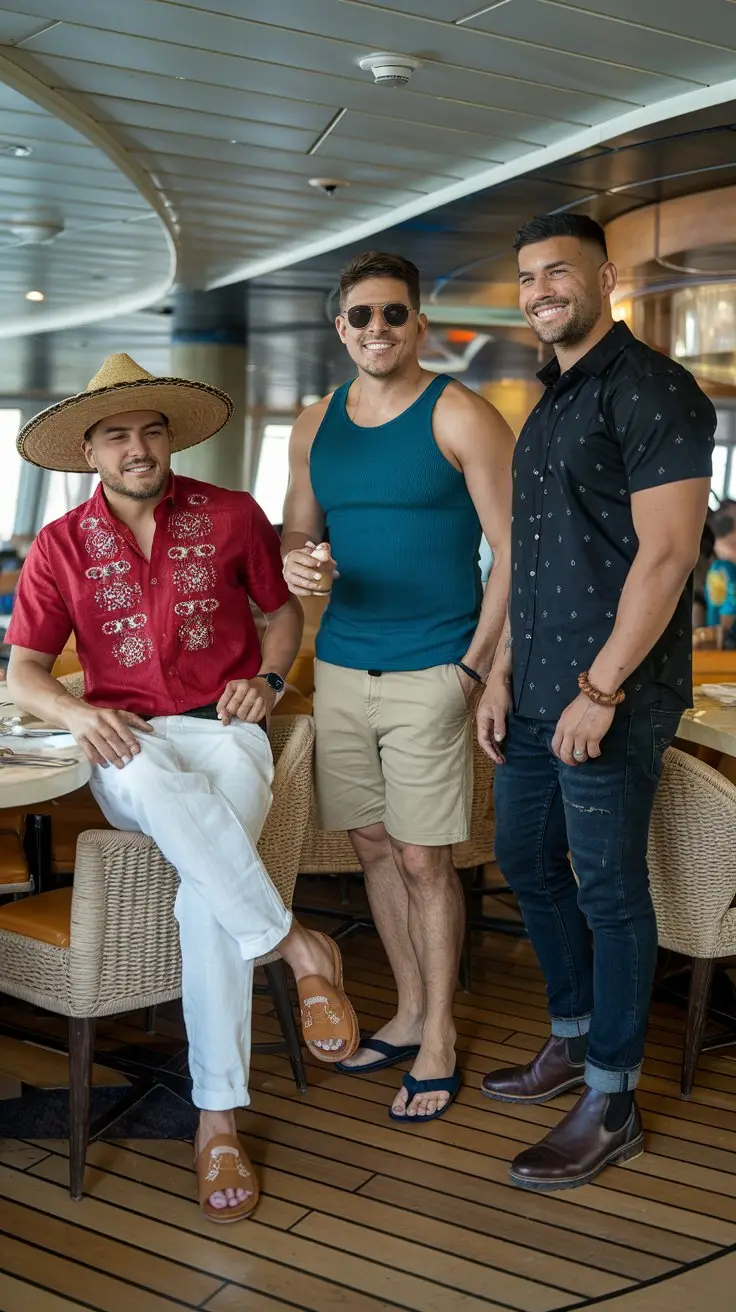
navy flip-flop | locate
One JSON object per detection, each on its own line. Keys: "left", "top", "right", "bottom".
{"left": 335, "top": 1036, "right": 421, "bottom": 1075}
{"left": 388, "top": 1067, "right": 462, "bottom": 1124}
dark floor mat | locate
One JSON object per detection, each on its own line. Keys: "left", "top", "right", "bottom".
{"left": 1, "top": 1080, "right": 198, "bottom": 1141}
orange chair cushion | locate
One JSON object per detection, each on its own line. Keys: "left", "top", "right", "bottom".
{"left": 0, "top": 831, "right": 29, "bottom": 884}
{"left": 0, "top": 887, "right": 72, "bottom": 947}
{"left": 48, "top": 786, "right": 110, "bottom": 873}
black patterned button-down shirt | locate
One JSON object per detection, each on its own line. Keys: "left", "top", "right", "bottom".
{"left": 511, "top": 322, "right": 715, "bottom": 721}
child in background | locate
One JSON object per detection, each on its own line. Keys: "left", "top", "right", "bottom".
{"left": 705, "top": 513, "right": 736, "bottom": 645}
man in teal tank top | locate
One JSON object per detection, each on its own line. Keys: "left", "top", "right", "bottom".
{"left": 282, "top": 252, "right": 514, "bottom": 1123}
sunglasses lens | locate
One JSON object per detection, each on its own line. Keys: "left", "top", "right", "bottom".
{"left": 346, "top": 305, "right": 372, "bottom": 329}
{"left": 383, "top": 303, "right": 410, "bottom": 327}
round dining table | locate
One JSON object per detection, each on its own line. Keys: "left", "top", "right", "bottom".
{"left": 0, "top": 746, "right": 90, "bottom": 809}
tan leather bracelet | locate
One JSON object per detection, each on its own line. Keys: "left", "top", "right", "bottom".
{"left": 578, "top": 670, "right": 625, "bottom": 707}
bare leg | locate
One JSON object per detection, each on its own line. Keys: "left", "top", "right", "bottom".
{"left": 339, "top": 823, "right": 426, "bottom": 1068}
{"left": 389, "top": 842, "right": 463, "bottom": 1118}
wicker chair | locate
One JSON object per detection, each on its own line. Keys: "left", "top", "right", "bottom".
{"left": 647, "top": 746, "right": 736, "bottom": 1097}
{"left": 0, "top": 714, "right": 315, "bottom": 1199}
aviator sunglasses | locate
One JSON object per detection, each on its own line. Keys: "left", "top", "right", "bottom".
{"left": 344, "top": 302, "right": 414, "bottom": 330}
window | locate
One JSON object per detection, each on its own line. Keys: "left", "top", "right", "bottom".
{"left": 253, "top": 424, "right": 292, "bottom": 524}
{"left": 709, "top": 408, "right": 736, "bottom": 509}
{"left": 0, "top": 410, "right": 22, "bottom": 541}
{"left": 41, "top": 472, "right": 97, "bottom": 527}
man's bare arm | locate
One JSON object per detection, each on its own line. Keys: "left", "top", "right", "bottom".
{"left": 436, "top": 383, "right": 515, "bottom": 681}
{"left": 588, "top": 477, "right": 711, "bottom": 696}
{"left": 8, "top": 646, "right": 152, "bottom": 768}
{"left": 281, "top": 401, "right": 332, "bottom": 596}
{"left": 257, "top": 598, "right": 304, "bottom": 680}
{"left": 8, "top": 647, "right": 78, "bottom": 723}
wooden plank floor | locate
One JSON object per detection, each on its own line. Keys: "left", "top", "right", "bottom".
{"left": 1, "top": 907, "right": 735, "bottom": 1310}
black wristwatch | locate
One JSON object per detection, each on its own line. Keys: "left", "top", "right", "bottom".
{"left": 257, "top": 672, "right": 285, "bottom": 694}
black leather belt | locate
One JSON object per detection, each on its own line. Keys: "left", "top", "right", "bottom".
{"left": 181, "top": 702, "right": 220, "bottom": 720}
{"left": 145, "top": 703, "right": 266, "bottom": 731}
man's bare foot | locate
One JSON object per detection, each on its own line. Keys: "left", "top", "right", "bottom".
{"left": 195, "top": 1110, "right": 253, "bottom": 1212}
{"left": 390, "top": 1037, "right": 457, "bottom": 1119}
{"left": 278, "top": 923, "right": 350, "bottom": 1054}
{"left": 340, "top": 1015, "right": 424, "bottom": 1070}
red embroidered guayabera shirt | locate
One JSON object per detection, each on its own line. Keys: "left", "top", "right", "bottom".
{"left": 6, "top": 474, "right": 290, "bottom": 717}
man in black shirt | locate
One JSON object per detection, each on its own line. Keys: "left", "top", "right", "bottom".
{"left": 477, "top": 213, "right": 715, "bottom": 1191}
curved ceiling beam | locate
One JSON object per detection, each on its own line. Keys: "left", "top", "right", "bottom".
{"left": 208, "top": 76, "right": 736, "bottom": 291}
{"left": 0, "top": 51, "right": 179, "bottom": 337}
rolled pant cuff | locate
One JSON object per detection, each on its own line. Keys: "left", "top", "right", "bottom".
{"left": 585, "top": 1059, "right": 641, "bottom": 1093}
{"left": 192, "top": 1085, "right": 251, "bottom": 1112}
{"left": 238, "top": 909, "right": 293, "bottom": 962}
{"left": 550, "top": 1014, "right": 592, "bottom": 1039}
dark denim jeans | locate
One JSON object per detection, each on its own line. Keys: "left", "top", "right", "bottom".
{"left": 493, "top": 707, "right": 681, "bottom": 1092}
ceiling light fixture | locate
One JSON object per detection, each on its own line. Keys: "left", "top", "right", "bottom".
{"left": 25, "top": 290, "right": 45, "bottom": 302}
{"left": 0, "top": 143, "right": 32, "bottom": 157}
{"left": 308, "top": 177, "right": 350, "bottom": 197}
{"left": 358, "top": 53, "right": 421, "bottom": 87}
{"left": 9, "top": 218, "right": 64, "bottom": 244}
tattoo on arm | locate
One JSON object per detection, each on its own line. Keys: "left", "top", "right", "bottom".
{"left": 504, "top": 636, "right": 512, "bottom": 654}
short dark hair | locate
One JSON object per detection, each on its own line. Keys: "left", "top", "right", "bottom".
{"left": 513, "top": 213, "right": 608, "bottom": 259}
{"left": 339, "top": 251, "right": 421, "bottom": 310}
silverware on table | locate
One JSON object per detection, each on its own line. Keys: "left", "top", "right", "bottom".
{"left": 0, "top": 747, "right": 80, "bottom": 769}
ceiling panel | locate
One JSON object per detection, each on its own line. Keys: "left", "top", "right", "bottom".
{"left": 7, "top": 0, "right": 690, "bottom": 101}
{"left": 1, "top": 0, "right": 736, "bottom": 336}
{"left": 469, "top": 1, "right": 736, "bottom": 82}
{"left": 0, "top": 9, "right": 51, "bottom": 43}
{"left": 558, "top": 0, "right": 736, "bottom": 45}
{"left": 8, "top": 28, "right": 630, "bottom": 125}
{"left": 29, "top": 49, "right": 580, "bottom": 138}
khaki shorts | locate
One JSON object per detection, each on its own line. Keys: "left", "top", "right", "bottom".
{"left": 313, "top": 659, "right": 473, "bottom": 846}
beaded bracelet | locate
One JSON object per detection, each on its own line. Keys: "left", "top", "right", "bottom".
{"left": 578, "top": 670, "right": 625, "bottom": 707}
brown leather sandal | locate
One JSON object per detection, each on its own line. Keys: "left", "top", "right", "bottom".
{"left": 194, "top": 1133, "right": 260, "bottom": 1224}
{"left": 296, "top": 932, "right": 360, "bottom": 1065}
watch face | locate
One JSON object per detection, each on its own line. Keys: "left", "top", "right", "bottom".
{"left": 263, "top": 673, "right": 284, "bottom": 692}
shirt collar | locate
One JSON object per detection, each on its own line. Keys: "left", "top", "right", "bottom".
{"left": 536, "top": 321, "right": 633, "bottom": 387}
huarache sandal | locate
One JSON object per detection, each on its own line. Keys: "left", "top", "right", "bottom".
{"left": 194, "top": 1133, "right": 260, "bottom": 1224}
{"left": 296, "top": 931, "right": 360, "bottom": 1065}
{"left": 388, "top": 1067, "right": 462, "bottom": 1124}
{"left": 335, "top": 1035, "right": 421, "bottom": 1074}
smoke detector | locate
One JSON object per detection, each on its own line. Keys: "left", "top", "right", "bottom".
{"left": 358, "top": 52, "right": 421, "bottom": 87}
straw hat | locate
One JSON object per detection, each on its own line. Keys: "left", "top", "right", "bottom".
{"left": 17, "top": 353, "right": 234, "bottom": 472}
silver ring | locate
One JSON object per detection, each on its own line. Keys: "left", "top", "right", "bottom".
{"left": 573, "top": 748, "right": 586, "bottom": 759}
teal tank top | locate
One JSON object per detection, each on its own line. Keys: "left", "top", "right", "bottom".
{"left": 310, "top": 375, "right": 482, "bottom": 671}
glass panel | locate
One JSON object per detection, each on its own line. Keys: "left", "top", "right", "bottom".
{"left": 0, "top": 410, "right": 22, "bottom": 542}
{"left": 41, "top": 471, "right": 97, "bottom": 527}
{"left": 253, "top": 424, "right": 292, "bottom": 525}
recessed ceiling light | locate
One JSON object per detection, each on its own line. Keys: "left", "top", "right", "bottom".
{"left": 0, "top": 143, "right": 32, "bottom": 158}
{"left": 25, "top": 290, "right": 45, "bottom": 302}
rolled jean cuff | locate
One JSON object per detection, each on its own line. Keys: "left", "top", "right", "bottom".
{"left": 192, "top": 1084, "right": 251, "bottom": 1112}
{"left": 585, "top": 1058, "right": 641, "bottom": 1093}
{"left": 550, "top": 1013, "right": 592, "bottom": 1039}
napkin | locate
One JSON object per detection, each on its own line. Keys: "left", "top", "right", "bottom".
{"left": 699, "top": 684, "right": 736, "bottom": 706}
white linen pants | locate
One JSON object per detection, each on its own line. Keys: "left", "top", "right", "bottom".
{"left": 90, "top": 715, "right": 293, "bottom": 1111}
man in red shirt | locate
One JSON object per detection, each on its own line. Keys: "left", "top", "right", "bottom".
{"left": 7, "top": 353, "right": 359, "bottom": 1224}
